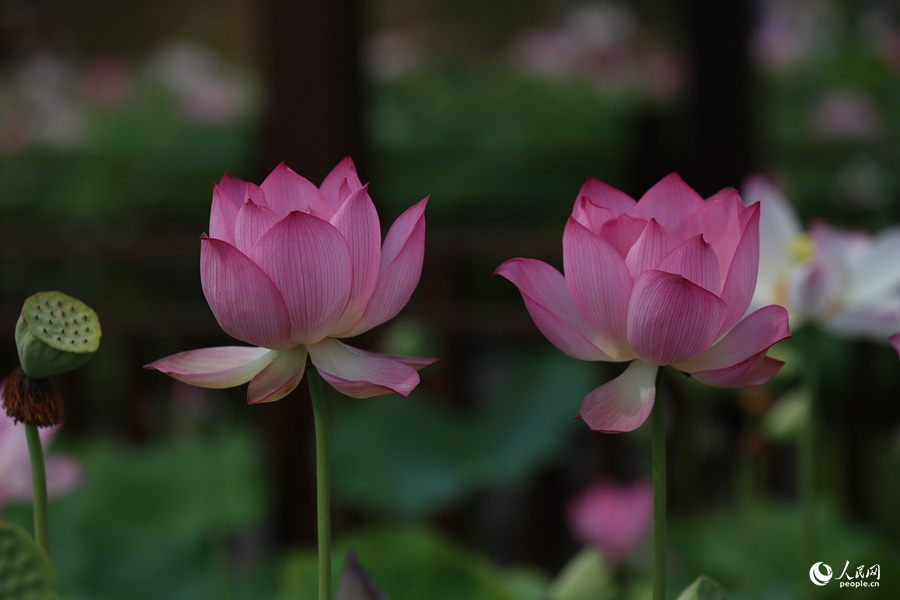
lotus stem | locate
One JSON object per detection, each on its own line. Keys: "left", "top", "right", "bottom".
{"left": 652, "top": 367, "right": 667, "bottom": 600}
{"left": 307, "top": 363, "right": 332, "bottom": 600}
{"left": 25, "top": 423, "right": 50, "bottom": 557}
{"left": 800, "top": 331, "right": 818, "bottom": 596}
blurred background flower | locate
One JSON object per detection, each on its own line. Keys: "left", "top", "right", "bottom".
{"left": 567, "top": 479, "right": 652, "bottom": 567}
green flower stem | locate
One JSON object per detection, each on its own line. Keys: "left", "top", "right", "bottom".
{"left": 800, "top": 332, "right": 818, "bottom": 591}
{"left": 307, "top": 364, "right": 332, "bottom": 600}
{"left": 25, "top": 423, "right": 50, "bottom": 556}
{"left": 652, "top": 367, "right": 667, "bottom": 600}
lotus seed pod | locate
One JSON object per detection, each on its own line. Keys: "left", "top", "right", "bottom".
{"left": 0, "top": 522, "right": 57, "bottom": 600}
{"left": 15, "top": 291, "right": 101, "bottom": 380}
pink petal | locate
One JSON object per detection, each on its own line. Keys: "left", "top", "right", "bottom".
{"left": 308, "top": 337, "right": 421, "bottom": 398}
{"left": 495, "top": 258, "right": 619, "bottom": 361}
{"left": 563, "top": 218, "right": 634, "bottom": 352}
{"left": 717, "top": 203, "right": 761, "bottom": 335}
{"left": 624, "top": 218, "right": 678, "bottom": 278}
{"left": 260, "top": 162, "right": 330, "bottom": 219}
{"left": 599, "top": 213, "right": 648, "bottom": 259}
{"left": 329, "top": 185, "right": 382, "bottom": 334}
{"left": 631, "top": 173, "right": 706, "bottom": 232}
{"left": 579, "top": 360, "right": 658, "bottom": 432}
{"left": 675, "top": 305, "right": 790, "bottom": 372}
{"left": 201, "top": 236, "right": 293, "bottom": 349}
{"left": 247, "top": 346, "right": 308, "bottom": 404}
{"left": 690, "top": 351, "right": 784, "bottom": 387}
{"left": 577, "top": 177, "right": 637, "bottom": 216}
{"left": 251, "top": 212, "right": 352, "bottom": 344}
{"left": 343, "top": 197, "right": 428, "bottom": 337}
{"left": 356, "top": 348, "right": 439, "bottom": 372}
{"left": 679, "top": 189, "right": 743, "bottom": 283}
{"left": 572, "top": 196, "right": 615, "bottom": 233}
{"left": 144, "top": 346, "right": 277, "bottom": 388}
{"left": 209, "top": 177, "right": 246, "bottom": 245}
{"left": 233, "top": 197, "right": 281, "bottom": 254}
{"left": 627, "top": 270, "right": 728, "bottom": 365}
{"left": 656, "top": 234, "right": 721, "bottom": 295}
{"left": 891, "top": 333, "right": 900, "bottom": 359}
{"left": 320, "top": 156, "right": 363, "bottom": 209}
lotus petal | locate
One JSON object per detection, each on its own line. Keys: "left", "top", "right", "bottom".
{"left": 624, "top": 218, "right": 678, "bottom": 277}
{"left": 657, "top": 234, "right": 721, "bottom": 295}
{"left": 627, "top": 269, "right": 727, "bottom": 365}
{"left": 260, "top": 162, "right": 330, "bottom": 219}
{"left": 563, "top": 217, "right": 633, "bottom": 351}
{"left": 495, "top": 258, "right": 620, "bottom": 361}
{"left": 572, "top": 196, "right": 615, "bottom": 233}
{"left": 342, "top": 197, "right": 428, "bottom": 337}
{"left": 599, "top": 213, "right": 648, "bottom": 259}
{"left": 320, "top": 156, "right": 364, "bottom": 209}
{"left": 308, "top": 337, "right": 420, "bottom": 398}
{"left": 675, "top": 304, "right": 790, "bottom": 372}
{"left": 330, "top": 185, "right": 382, "bottom": 334}
{"left": 247, "top": 345, "right": 308, "bottom": 404}
{"left": 580, "top": 360, "right": 658, "bottom": 432}
{"left": 145, "top": 346, "right": 277, "bottom": 388}
{"left": 251, "top": 212, "right": 352, "bottom": 344}
{"left": 717, "top": 203, "right": 761, "bottom": 336}
{"left": 577, "top": 177, "right": 636, "bottom": 216}
{"left": 201, "top": 236, "right": 293, "bottom": 349}
{"left": 679, "top": 189, "right": 743, "bottom": 283}
{"left": 631, "top": 173, "right": 705, "bottom": 232}
{"left": 691, "top": 351, "right": 784, "bottom": 387}
{"left": 233, "top": 197, "right": 281, "bottom": 254}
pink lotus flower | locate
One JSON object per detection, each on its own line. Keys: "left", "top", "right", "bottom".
{"left": 147, "top": 158, "right": 435, "bottom": 403}
{"left": 496, "top": 174, "right": 790, "bottom": 432}
{"left": 0, "top": 380, "right": 82, "bottom": 509}
{"left": 567, "top": 479, "right": 652, "bottom": 566}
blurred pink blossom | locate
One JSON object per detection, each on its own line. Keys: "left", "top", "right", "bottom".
{"left": 751, "top": 0, "right": 839, "bottom": 71}
{"left": 812, "top": 91, "right": 883, "bottom": 140}
{"left": 567, "top": 479, "right": 652, "bottom": 566}
{"left": 4, "top": 52, "right": 88, "bottom": 149}
{"left": 0, "top": 381, "right": 82, "bottom": 510}
{"left": 506, "top": 3, "right": 686, "bottom": 100}
{"left": 80, "top": 57, "right": 134, "bottom": 106}
{"left": 146, "top": 41, "right": 256, "bottom": 125}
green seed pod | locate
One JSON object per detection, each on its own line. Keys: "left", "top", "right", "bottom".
{"left": 0, "top": 522, "right": 58, "bottom": 599}
{"left": 15, "top": 291, "right": 101, "bottom": 380}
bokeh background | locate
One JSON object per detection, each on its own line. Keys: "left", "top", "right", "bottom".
{"left": 1, "top": 0, "right": 899, "bottom": 598}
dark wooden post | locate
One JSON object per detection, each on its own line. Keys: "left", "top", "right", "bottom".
{"left": 681, "top": 0, "right": 758, "bottom": 194}
{"left": 260, "top": 0, "right": 366, "bottom": 182}
{"left": 257, "top": 0, "right": 365, "bottom": 546}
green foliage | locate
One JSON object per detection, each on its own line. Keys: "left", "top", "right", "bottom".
{"left": 545, "top": 549, "right": 615, "bottom": 600}
{"left": 369, "top": 66, "right": 640, "bottom": 226}
{"left": 676, "top": 576, "right": 731, "bottom": 600}
{"left": 4, "top": 424, "right": 271, "bottom": 600}
{"left": 331, "top": 350, "right": 595, "bottom": 517}
{"left": 278, "top": 526, "right": 547, "bottom": 600}
{"left": 668, "top": 499, "right": 895, "bottom": 599}
{"left": 0, "top": 522, "right": 57, "bottom": 600}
